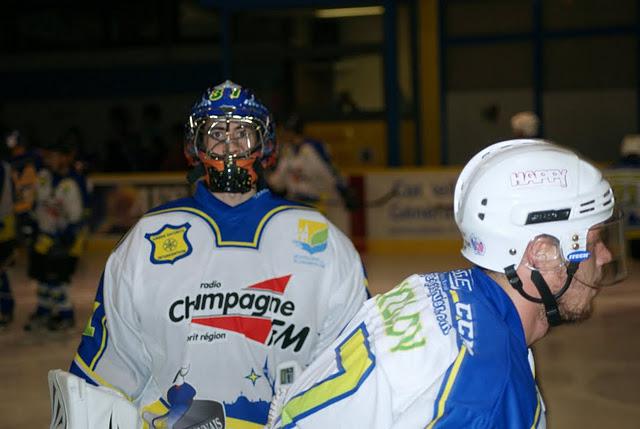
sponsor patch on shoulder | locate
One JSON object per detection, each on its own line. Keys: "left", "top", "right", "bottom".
{"left": 294, "top": 219, "right": 328, "bottom": 255}
{"left": 145, "top": 223, "right": 193, "bottom": 265}
{"left": 567, "top": 250, "right": 591, "bottom": 262}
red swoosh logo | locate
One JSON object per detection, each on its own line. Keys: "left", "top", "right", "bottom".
{"left": 192, "top": 315, "right": 272, "bottom": 343}
{"left": 246, "top": 274, "right": 292, "bottom": 294}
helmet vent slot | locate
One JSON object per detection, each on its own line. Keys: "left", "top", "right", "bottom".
{"left": 478, "top": 213, "right": 485, "bottom": 220}
{"left": 602, "top": 198, "right": 612, "bottom": 206}
{"left": 481, "top": 198, "right": 488, "bottom": 206}
{"left": 580, "top": 200, "right": 595, "bottom": 207}
{"left": 579, "top": 207, "right": 595, "bottom": 214}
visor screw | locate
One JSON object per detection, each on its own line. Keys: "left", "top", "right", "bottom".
{"left": 509, "top": 248, "right": 517, "bottom": 255}
{"left": 572, "top": 234, "right": 579, "bottom": 241}
{"left": 571, "top": 243, "right": 579, "bottom": 250}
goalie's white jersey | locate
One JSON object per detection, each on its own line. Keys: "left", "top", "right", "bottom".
{"left": 70, "top": 182, "right": 368, "bottom": 429}
{"left": 268, "top": 268, "right": 546, "bottom": 429}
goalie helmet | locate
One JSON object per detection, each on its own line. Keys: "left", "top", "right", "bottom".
{"left": 185, "top": 80, "right": 277, "bottom": 193}
{"left": 454, "top": 139, "right": 626, "bottom": 287}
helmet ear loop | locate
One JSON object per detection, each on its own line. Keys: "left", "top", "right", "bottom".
{"left": 504, "top": 264, "right": 578, "bottom": 327}
{"left": 505, "top": 244, "right": 580, "bottom": 327}
{"left": 529, "top": 262, "right": 578, "bottom": 327}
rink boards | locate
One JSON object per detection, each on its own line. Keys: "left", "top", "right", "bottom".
{"left": 85, "top": 168, "right": 640, "bottom": 252}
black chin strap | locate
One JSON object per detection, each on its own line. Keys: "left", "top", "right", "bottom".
{"left": 187, "top": 163, "right": 205, "bottom": 184}
{"left": 504, "top": 262, "right": 579, "bottom": 327}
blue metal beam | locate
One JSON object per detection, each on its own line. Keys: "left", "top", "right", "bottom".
{"left": 637, "top": 0, "right": 640, "bottom": 133}
{"left": 221, "top": 8, "right": 232, "bottom": 79}
{"left": 533, "top": 0, "right": 543, "bottom": 137}
{"left": 383, "top": 0, "right": 400, "bottom": 166}
{"left": 439, "top": 0, "right": 448, "bottom": 164}
{"left": 410, "top": 0, "right": 422, "bottom": 165}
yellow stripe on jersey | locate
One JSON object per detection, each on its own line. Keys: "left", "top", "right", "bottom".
{"left": 530, "top": 392, "right": 542, "bottom": 429}
{"left": 89, "top": 315, "right": 108, "bottom": 370}
{"left": 72, "top": 354, "right": 134, "bottom": 402}
{"left": 141, "top": 400, "right": 171, "bottom": 429}
{"left": 280, "top": 324, "right": 375, "bottom": 428}
{"left": 426, "top": 345, "right": 467, "bottom": 429}
{"left": 146, "top": 205, "right": 311, "bottom": 248}
{"left": 226, "top": 417, "right": 266, "bottom": 429}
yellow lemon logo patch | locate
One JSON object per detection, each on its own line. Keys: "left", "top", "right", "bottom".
{"left": 145, "top": 223, "right": 193, "bottom": 265}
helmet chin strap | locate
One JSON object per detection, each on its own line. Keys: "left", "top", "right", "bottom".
{"left": 504, "top": 262, "right": 580, "bottom": 327}
{"left": 187, "top": 163, "right": 205, "bottom": 184}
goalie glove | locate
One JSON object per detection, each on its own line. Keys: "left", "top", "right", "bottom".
{"left": 49, "top": 369, "right": 140, "bottom": 429}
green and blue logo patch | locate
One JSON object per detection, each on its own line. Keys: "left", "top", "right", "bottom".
{"left": 294, "top": 219, "right": 328, "bottom": 255}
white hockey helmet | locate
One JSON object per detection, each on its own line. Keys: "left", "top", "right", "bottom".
{"left": 454, "top": 139, "right": 626, "bottom": 285}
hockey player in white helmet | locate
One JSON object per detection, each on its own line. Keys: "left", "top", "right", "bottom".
{"left": 49, "top": 81, "right": 368, "bottom": 429}
{"left": 266, "top": 139, "right": 627, "bottom": 429}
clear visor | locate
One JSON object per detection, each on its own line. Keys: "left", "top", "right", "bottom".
{"left": 195, "top": 117, "right": 263, "bottom": 160}
{"left": 528, "top": 211, "right": 628, "bottom": 287}
{"left": 574, "top": 211, "right": 628, "bottom": 287}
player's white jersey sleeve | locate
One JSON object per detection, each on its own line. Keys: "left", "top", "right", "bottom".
{"left": 309, "top": 222, "right": 368, "bottom": 361}
{"left": 268, "top": 275, "right": 459, "bottom": 429}
{"left": 71, "top": 225, "right": 154, "bottom": 401}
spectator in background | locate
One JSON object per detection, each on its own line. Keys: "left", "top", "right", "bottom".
{"left": 511, "top": 111, "right": 540, "bottom": 138}
{"left": 59, "top": 126, "right": 91, "bottom": 175}
{"left": 160, "top": 122, "right": 190, "bottom": 171}
{"left": 140, "top": 103, "right": 167, "bottom": 171}
{"left": 267, "top": 115, "right": 357, "bottom": 211}
{"left": 612, "top": 134, "right": 640, "bottom": 259}
{"left": 613, "top": 134, "right": 640, "bottom": 168}
{"left": 25, "top": 133, "right": 89, "bottom": 332}
{"left": 104, "top": 105, "right": 140, "bottom": 172}
{"left": 5, "top": 129, "right": 40, "bottom": 245}
{"left": 0, "top": 158, "right": 16, "bottom": 330}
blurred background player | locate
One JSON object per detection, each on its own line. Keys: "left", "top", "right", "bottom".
{"left": 5, "top": 129, "right": 40, "bottom": 246}
{"left": 0, "top": 158, "right": 16, "bottom": 329}
{"left": 267, "top": 139, "right": 627, "bottom": 429}
{"left": 614, "top": 133, "right": 640, "bottom": 168}
{"left": 267, "top": 114, "right": 357, "bottom": 211}
{"left": 54, "top": 81, "right": 368, "bottom": 428}
{"left": 25, "top": 133, "right": 89, "bottom": 332}
{"left": 510, "top": 111, "right": 540, "bottom": 138}
{"left": 611, "top": 134, "right": 640, "bottom": 259}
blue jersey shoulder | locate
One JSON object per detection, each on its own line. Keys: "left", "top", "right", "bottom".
{"left": 428, "top": 268, "right": 538, "bottom": 428}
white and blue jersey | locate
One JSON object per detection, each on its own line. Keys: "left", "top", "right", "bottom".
{"left": 268, "top": 139, "right": 347, "bottom": 204}
{"left": 268, "top": 267, "right": 545, "bottom": 429}
{"left": 70, "top": 182, "right": 368, "bottom": 429}
{"left": 34, "top": 168, "right": 89, "bottom": 255}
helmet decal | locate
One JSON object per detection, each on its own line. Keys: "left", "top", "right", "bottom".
{"left": 454, "top": 139, "right": 616, "bottom": 273}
